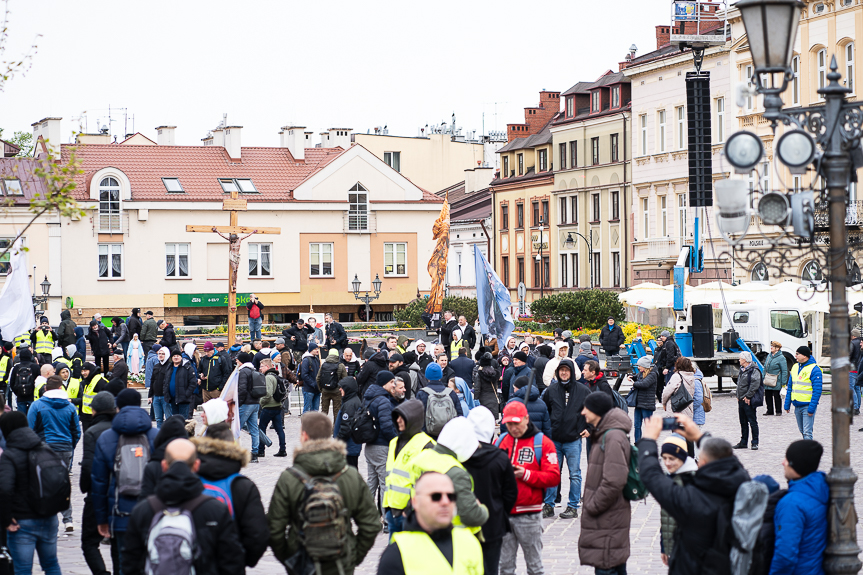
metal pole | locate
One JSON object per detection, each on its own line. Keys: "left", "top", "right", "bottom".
{"left": 821, "top": 62, "right": 862, "bottom": 575}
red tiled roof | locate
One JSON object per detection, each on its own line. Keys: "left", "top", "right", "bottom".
{"left": 60, "top": 144, "right": 345, "bottom": 202}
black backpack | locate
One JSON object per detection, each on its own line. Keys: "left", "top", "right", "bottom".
{"left": 350, "top": 401, "right": 380, "bottom": 444}
{"left": 12, "top": 363, "right": 36, "bottom": 399}
{"left": 272, "top": 374, "right": 289, "bottom": 403}
{"left": 320, "top": 362, "right": 341, "bottom": 392}
{"left": 27, "top": 443, "right": 71, "bottom": 516}
{"left": 245, "top": 368, "right": 267, "bottom": 400}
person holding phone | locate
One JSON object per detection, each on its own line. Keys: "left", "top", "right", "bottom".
{"left": 246, "top": 295, "right": 264, "bottom": 341}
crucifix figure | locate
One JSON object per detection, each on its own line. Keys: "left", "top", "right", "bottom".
{"left": 186, "top": 190, "right": 280, "bottom": 346}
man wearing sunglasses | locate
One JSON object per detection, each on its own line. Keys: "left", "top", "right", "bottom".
{"left": 378, "top": 471, "right": 484, "bottom": 575}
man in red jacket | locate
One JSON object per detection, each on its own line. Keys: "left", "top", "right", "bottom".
{"left": 497, "top": 401, "right": 560, "bottom": 575}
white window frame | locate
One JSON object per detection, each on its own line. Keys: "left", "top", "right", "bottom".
{"left": 661, "top": 195, "right": 668, "bottom": 236}
{"left": 716, "top": 97, "right": 725, "bottom": 143}
{"left": 592, "top": 193, "right": 601, "bottom": 222}
{"left": 538, "top": 148, "right": 548, "bottom": 172}
{"left": 676, "top": 106, "right": 685, "bottom": 150}
{"left": 349, "top": 183, "right": 368, "bottom": 231}
{"left": 792, "top": 56, "right": 800, "bottom": 105}
{"left": 847, "top": 43, "right": 855, "bottom": 94}
{"left": 642, "top": 197, "right": 650, "bottom": 239}
{"left": 571, "top": 196, "right": 578, "bottom": 225}
{"left": 559, "top": 197, "right": 568, "bottom": 224}
{"left": 658, "top": 110, "right": 667, "bottom": 153}
{"left": 572, "top": 253, "right": 578, "bottom": 287}
{"left": 678, "top": 194, "right": 687, "bottom": 240}
{"left": 383, "top": 151, "right": 401, "bottom": 172}
{"left": 818, "top": 49, "right": 827, "bottom": 96}
{"left": 591, "top": 91, "right": 600, "bottom": 112}
{"left": 249, "top": 243, "right": 273, "bottom": 277}
{"left": 760, "top": 160, "right": 770, "bottom": 191}
{"left": 98, "top": 177, "right": 122, "bottom": 233}
{"left": 98, "top": 243, "right": 123, "bottom": 280}
{"left": 2, "top": 179, "right": 23, "bottom": 195}
{"left": 566, "top": 97, "right": 574, "bottom": 117}
{"left": 746, "top": 65, "right": 754, "bottom": 110}
{"left": 640, "top": 114, "right": 648, "bottom": 156}
{"left": 384, "top": 242, "right": 408, "bottom": 277}
{"left": 612, "top": 86, "right": 620, "bottom": 108}
{"left": 308, "top": 242, "right": 332, "bottom": 278}
{"left": 165, "top": 243, "right": 190, "bottom": 278}
{"left": 592, "top": 252, "right": 601, "bottom": 287}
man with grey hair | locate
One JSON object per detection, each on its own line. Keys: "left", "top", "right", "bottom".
{"left": 733, "top": 351, "right": 763, "bottom": 450}
{"left": 637, "top": 414, "right": 750, "bottom": 574}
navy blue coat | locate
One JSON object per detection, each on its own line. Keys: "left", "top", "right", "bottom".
{"left": 90, "top": 406, "right": 158, "bottom": 532}
{"left": 363, "top": 383, "right": 398, "bottom": 447}
{"left": 301, "top": 353, "right": 321, "bottom": 394}
{"left": 506, "top": 385, "right": 551, "bottom": 438}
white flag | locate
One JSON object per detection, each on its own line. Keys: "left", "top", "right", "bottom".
{"left": 220, "top": 366, "right": 241, "bottom": 440}
{"left": 0, "top": 239, "right": 35, "bottom": 342}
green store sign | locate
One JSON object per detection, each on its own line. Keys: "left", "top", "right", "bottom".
{"left": 178, "top": 293, "right": 252, "bottom": 308}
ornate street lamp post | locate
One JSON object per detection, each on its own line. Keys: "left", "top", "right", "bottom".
{"left": 32, "top": 275, "right": 51, "bottom": 320}
{"left": 352, "top": 273, "right": 382, "bottom": 322}
{"left": 734, "top": 1, "right": 861, "bottom": 571}
{"left": 565, "top": 231, "right": 594, "bottom": 288}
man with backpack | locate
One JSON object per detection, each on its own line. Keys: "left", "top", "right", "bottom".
{"left": 91, "top": 388, "right": 159, "bottom": 570}
{"left": 258, "top": 358, "right": 287, "bottom": 458}
{"left": 267, "top": 412, "right": 380, "bottom": 575}
{"left": 80, "top": 391, "right": 117, "bottom": 575}
{"left": 495, "top": 401, "right": 560, "bottom": 575}
{"left": 301, "top": 342, "right": 322, "bottom": 414}
{"left": 415, "top": 363, "right": 463, "bottom": 439}
{"left": 360, "top": 371, "right": 401, "bottom": 518}
{"left": 0, "top": 411, "right": 67, "bottom": 575}
{"left": 638, "top": 413, "right": 751, "bottom": 574}
{"left": 333, "top": 377, "right": 364, "bottom": 468}
{"left": 122, "top": 438, "right": 245, "bottom": 575}
{"left": 192, "top": 423, "right": 269, "bottom": 570}
{"left": 578, "top": 391, "right": 632, "bottom": 575}
{"left": 27, "top": 375, "right": 81, "bottom": 533}
{"left": 8, "top": 348, "right": 39, "bottom": 414}
{"left": 317, "top": 348, "right": 347, "bottom": 417}
{"left": 235, "top": 352, "right": 265, "bottom": 463}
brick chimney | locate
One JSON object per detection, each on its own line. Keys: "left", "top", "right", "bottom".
{"left": 156, "top": 126, "right": 176, "bottom": 146}
{"left": 656, "top": 25, "right": 671, "bottom": 49}
{"left": 224, "top": 126, "right": 242, "bottom": 160}
{"left": 506, "top": 91, "right": 560, "bottom": 142}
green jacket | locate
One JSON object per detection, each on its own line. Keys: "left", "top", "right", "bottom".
{"left": 267, "top": 438, "right": 380, "bottom": 575}
{"left": 260, "top": 369, "right": 281, "bottom": 409}
{"left": 764, "top": 350, "right": 788, "bottom": 390}
{"left": 140, "top": 318, "right": 158, "bottom": 342}
{"left": 659, "top": 458, "right": 698, "bottom": 559}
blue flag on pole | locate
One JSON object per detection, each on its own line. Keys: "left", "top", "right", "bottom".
{"left": 474, "top": 245, "right": 514, "bottom": 344}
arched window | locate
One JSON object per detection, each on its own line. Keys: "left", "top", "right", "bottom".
{"left": 791, "top": 56, "right": 800, "bottom": 105}
{"left": 99, "top": 177, "right": 121, "bottom": 232}
{"left": 817, "top": 49, "right": 827, "bottom": 95}
{"left": 348, "top": 183, "right": 368, "bottom": 231}
{"left": 847, "top": 43, "right": 855, "bottom": 94}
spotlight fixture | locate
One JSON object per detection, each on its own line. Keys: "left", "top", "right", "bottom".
{"left": 776, "top": 130, "right": 816, "bottom": 174}
{"left": 715, "top": 178, "right": 751, "bottom": 236}
{"left": 724, "top": 131, "right": 764, "bottom": 174}
{"left": 758, "top": 192, "right": 791, "bottom": 226}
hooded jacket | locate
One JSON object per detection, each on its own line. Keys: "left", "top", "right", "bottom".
{"left": 0, "top": 426, "right": 47, "bottom": 526}
{"left": 87, "top": 321, "right": 111, "bottom": 357}
{"left": 770, "top": 471, "right": 829, "bottom": 575}
{"left": 599, "top": 323, "right": 626, "bottom": 352}
{"left": 463, "top": 439, "right": 519, "bottom": 543}
{"left": 502, "top": 361, "right": 531, "bottom": 398}
{"left": 317, "top": 352, "right": 348, "bottom": 391}
{"left": 785, "top": 356, "right": 823, "bottom": 414}
{"left": 267, "top": 438, "right": 381, "bottom": 575}
{"left": 158, "top": 322, "right": 176, "bottom": 349}
{"left": 139, "top": 415, "right": 189, "bottom": 500}
{"left": 415, "top": 378, "right": 464, "bottom": 434}
{"left": 300, "top": 351, "right": 322, "bottom": 394}
{"left": 496, "top": 420, "right": 559, "bottom": 515}
{"left": 356, "top": 350, "right": 388, "bottom": 397}
{"left": 543, "top": 342, "right": 577, "bottom": 388}
{"left": 162, "top": 358, "right": 197, "bottom": 405}
{"left": 391, "top": 399, "right": 433, "bottom": 457}
{"left": 579, "top": 408, "right": 633, "bottom": 569}
{"left": 75, "top": 326, "right": 87, "bottom": 357}
{"left": 199, "top": 353, "right": 226, "bottom": 392}
{"left": 91, "top": 406, "right": 159, "bottom": 532}
{"left": 192, "top": 434, "right": 269, "bottom": 568}
{"left": 507, "top": 384, "right": 552, "bottom": 437}
{"left": 541, "top": 358, "right": 590, "bottom": 443}
{"left": 57, "top": 310, "right": 78, "bottom": 348}
{"left": 80, "top": 412, "right": 115, "bottom": 493}
{"left": 637, "top": 437, "right": 751, "bottom": 575}
{"left": 126, "top": 311, "right": 142, "bottom": 339}
{"left": 27, "top": 390, "right": 81, "bottom": 452}
{"left": 363, "top": 382, "right": 398, "bottom": 446}
{"left": 147, "top": 356, "right": 169, "bottom": 398}
{"left": 122, "top": 462, "right": 245, "bottom": 575}
{"left": 632, "top": 367, "right": 659, "bottom": 411}
{"left": 391, "top": 362, "right": 416, "bottom": 400}
{"left": 660, "top": 457, "right": 699, "bottom": 558}
{"left": 421, "top": 441, "right": 488, "bottom": 528}
{"left": 663, "top": 369, "right": 697, "bottom": 419}
{"left": 333, "top": 377, "right": 363, "bottom": 456}
{"left": 737, "top": 363, "right": 763, "bottom": 401}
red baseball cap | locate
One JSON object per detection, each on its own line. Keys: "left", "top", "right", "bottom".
{"left": 502, "top": 401, "right": 528, "bottom": 424}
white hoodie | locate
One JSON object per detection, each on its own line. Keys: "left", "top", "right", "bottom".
{"left": 436, "top": 417, "right": 480, "bottom": 462}
{"left": 543, "top": 341, "right": 578, "bottom": 386}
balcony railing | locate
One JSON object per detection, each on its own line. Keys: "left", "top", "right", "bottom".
{"left": 636, "top": 238, "right": 681, "bottom": 260}
{"left": 813, "top": 200, "right": 863, "bottom": 229}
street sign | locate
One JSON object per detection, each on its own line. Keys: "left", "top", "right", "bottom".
{"left": 178, "top": 292, "right": 252, "bottom": 308}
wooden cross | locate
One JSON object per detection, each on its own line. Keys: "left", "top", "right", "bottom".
{"left": 186, "top": 190, "right": 280, "bottom": 346}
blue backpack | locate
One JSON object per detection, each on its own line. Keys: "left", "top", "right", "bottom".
{"left": 495, "top": 431, "right": 543, "bottom": 462}
{"left": 201, "top": 473, "right": 240, "bottom": 518}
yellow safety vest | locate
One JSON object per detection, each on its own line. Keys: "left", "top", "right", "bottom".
{"left": 410, "top": 449, "right": 480, "bottom": 533}
{"left": 0, "top": 355, "right": 9, "bottom": 384}
{"left": 66, "top": 377, "right": 81, "bottom": 402}
{"left": 14, "top": 333, "right": 29, "bottom": 349}
{"left": 56, "top": 357, "right": 73, "bottom": 370}
{"left": 34, "top": 330, "right": 54, "bottom": 354}
{"left": 34, "top": 378, "right": 45, "bottom": 399}
{"left": 392, "top": 529, "right": 484, "bottom": 575}
{"left": 82, "top": 374, "right": 106, "bottom": 415}
{"left": 790, "top": 362, "right": 816, "bottom": 404}
{"left": 383, "top": 432, "right": 435, "bottom": 510}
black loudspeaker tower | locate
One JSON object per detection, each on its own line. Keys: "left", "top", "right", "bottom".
{"left": 686, "top": 72, "right": 712, "bottom": 207}
{"left": 691, "top": 303, "right": 713, "bottom": 334}
{"left": 693, "top": 333, "right": 714, "bottom": 358}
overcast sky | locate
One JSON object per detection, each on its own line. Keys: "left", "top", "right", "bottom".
{"left": 0, "top": 0, "right": 670, "bottom": 147}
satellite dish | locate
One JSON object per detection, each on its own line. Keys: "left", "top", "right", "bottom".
{"left": 65, "top": 296, "right": 74, "bottom": 309}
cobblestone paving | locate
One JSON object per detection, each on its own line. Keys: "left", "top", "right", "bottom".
{"left": 52, "top": 392, "right": 863, "bottom": 574}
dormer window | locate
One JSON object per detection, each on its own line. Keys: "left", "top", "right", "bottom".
{"left": 612, "top": 86, "right": 620, "bottom": 108}
{"left": 591, "top": 91, "right": 600, "bottom": 112}
{"left": 99, "top": 177, "right": 121, "bottom": 232}
{"left": 814, "top": 2, "right": 825, "bottom": 11}
{"left": 218, "top": 178, "right": 257, "bottom": 193}
{"left": 566, "top": 97, "right": 574, "bottom": 117}
{"left": 162, "top": 178, "right": 183, "bottom": 193}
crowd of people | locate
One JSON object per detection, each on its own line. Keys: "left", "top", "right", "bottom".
{"left": 0, "top": 309, "right": 839, "bottom": 575}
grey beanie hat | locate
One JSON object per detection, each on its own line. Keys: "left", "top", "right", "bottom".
{"left": 580, "top": 341, "right": 592, "bottom": 351}
{"left": 637, "top": 356, "right": 652, "bottom": 369}
{"left": 91, "top": 391, "right": 116, "bottom": 415}
{"left": 562, "top": 330, "right": 573, "bottom": 339}
{"left": 661, "top": 330, "right": 671, "bottom": 338}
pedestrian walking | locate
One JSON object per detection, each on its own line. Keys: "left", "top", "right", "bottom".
{"left": 140, "top": 311, "right": 158, "bottom": 356}
{"left": 79, "top": 391, "right": 116, "bottom": 575}
{"left": 415, "top": 363, "right": 463, "bottom": 438}
{"left": 541, "top": 358, "right": 589, "bottom": 519}
{"left": 318, "top": 348, "right": 347, "bottom": 417}
{"left": 377, "top": 472, "right": 483, "bottom": 575}
{"left": 300, "top": 342, "right": 322, "bottom": 413}
{"left": 662, "top": 357, "right": 697, "bottom": 419}
{"left": 578, "top": 392, "right": 632, "bottom": 575}
{"left": 363, "top": 371, "right": 400, "bottom": 516}
{"left": 121, "top": 438, "right": 245, "bottom": 575}
{"left": 78, "top": 363, "right": 109, "bottom": 431}
{"left": 475, "top": 352, "right": 501, "bottom": 419}
{"left": 629, "top": 356, "right": 658, "bottom": 441}
{"left": 734, "top": 352, "right": 764, "bottom": 451}
{"left": 147, "top": 347, "right": 171, "bottom": 428}
{"left": 764, "top": 342, "right": 789, "bottom": 416}
{"left": 258, "top": 358, "right": 287, "bottom": 458}
{"left": 785, "top": 346, "right": 822, "bottom": 440}
{"left": 235, "top": 352, "right": 262, "bottom": 463}
{"left": 333, "top": 377, "right": 364, "bottom": 468}
{"left": 496, "top": 401, "right": 560, "bottom": 575}
{"left": 268, "top": 412, "right": 380, "bottom": 575}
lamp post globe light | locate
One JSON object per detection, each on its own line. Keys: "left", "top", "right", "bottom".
{"left": 352, "top": 273, "right": 382, "bottom": 322}
{"left": 733, "top": 0, "right": 861, "bottom": 571}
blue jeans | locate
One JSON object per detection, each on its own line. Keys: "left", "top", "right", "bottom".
{"left": 238, "top": 403, "right": 260, "bottom": 452}
{"left": 794, "top": 404, "right": 815, "bottom": 440}
{"left": 152, "top": 396, "right": 172, "bottom": 428}
{"left": 385, "top": 510, "right": 405, "bottom": 541}
{"left": 259, "top": 407, "right": 285, "bottom": 452}
{"left": 633, "top": 408, "right": 653, "bottom": 442}
{"left": 851, "top": 372, "right": 860, "bottom": 411}
{"left": 16, "top": 400, "right": 32, "bottom": 415}
{"left": 7, "top": 516, "right": 62, "bottom": 575}
{"left": 303, "top": 391, "right": 321, "bottom": 413}
{"left": 595, "top": 565, "right": 627, "bottom": 575}
{"left": 249, "top": 316, "right": 262, "bottom": 341}
{"left": 174, "top": 402, "right": 191, "bottom": 420}
{"left": 543, "top": 439, "right": 582, "bottom": 510}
